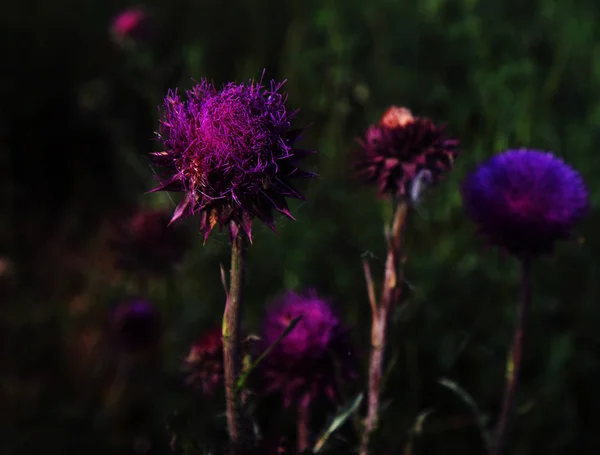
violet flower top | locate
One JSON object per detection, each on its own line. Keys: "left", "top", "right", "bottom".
{"left": 260, "top": 290, "right": 357, "bottom": 408}
{"left": 357, "top": 106, "right": 459, "bottom": 200}
{"left": 149, "top": 74, "right": 316, "bottom": 243}
{"left": 462, "top": 148, "right": 589, "bottom": 257}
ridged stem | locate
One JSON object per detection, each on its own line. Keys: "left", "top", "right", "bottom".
{"left": 360, "top": 202, "right": 408, "bottom": 455}
{"left": 223, "top": 234, "right": 246, "bottom": 455}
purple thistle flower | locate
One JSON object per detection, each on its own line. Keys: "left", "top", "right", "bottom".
{"left": 356, "top": 106, "right": 460, "bottom": 199}
{"left": 462, "top": 148, "right": 589, "bottom": 257}
{"left": 149, "top": 73, "right": 316, "bottom": 244}
{"left": 259, "top": 290, "right": 357, "bottom": 408}
{"left": 109, "top": 299, "right": 161, "bottom": 351}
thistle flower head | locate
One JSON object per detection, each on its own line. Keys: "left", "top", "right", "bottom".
{"left": 462, "top": 148, "right": 589, "bottom": 257}
{"left": 356, "top": 106, "right": 459, "bottom": 200}
{"left": 183, "top": 327, "right": 223, "bottom": 396}
{"left": 110, "top": 299, "right": 161, "bottom": 351}
{"left": 110, "top": 208, "right": 189, "bottom": 275}
{"left": 259, "top": 290, "right": 357, "bottom": 408}
{"left": 150, "top": 73, "right": 315, "bottom": 243}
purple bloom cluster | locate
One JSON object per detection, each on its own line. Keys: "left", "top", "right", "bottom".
{"left": 357, "top": 106, "right": 459, "bottom": 199}
{"left": 259, "top": 290, "right": 357, "bottom": 408}
{"left": 150, "top": 75, "right": 315, "bottom": 243}
{"left": 462, "top": 149, "right": 589, "bottom": 257}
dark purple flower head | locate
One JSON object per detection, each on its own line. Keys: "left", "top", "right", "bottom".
{"left": 110, "top": 299, "right": 161, "bottom": 351}
{"left": 462, "top": 148, "right": 589, "bottom": 257}
{"left": 182, "top": 327, "right": 224, "bottom": 397}
{"left": 356, "top": 106, "right": 459, "bottom": 199}
{"left": 149, "top": 73, "right": 316, "bottom": 244}
{"left": 109, "top": 208, "right": 190, "bottom": 275}
{"left": 259, "top": 290, "right": 357, "bottom": 408}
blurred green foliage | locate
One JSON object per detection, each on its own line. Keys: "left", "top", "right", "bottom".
{"left": 3, "top": 0, "right": 600, "bottom": 454}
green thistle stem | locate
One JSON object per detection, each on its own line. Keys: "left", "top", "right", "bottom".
{"left": 360, "top": 202, "right": 408, "bottom": 455}
{"left": 491, "top": 257, "right": 533, "bottom": 455}
{"left": 223, "top": 233, "right": 247, "bottom": 455}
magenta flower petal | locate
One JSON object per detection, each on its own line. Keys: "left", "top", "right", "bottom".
{"left": 462, "top": 148, "right": 589, "bottom": 257}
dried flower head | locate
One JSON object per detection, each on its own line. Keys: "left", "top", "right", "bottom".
{"left": 110, "top": 208, "right": 189, "bottom": 276}
{"left": 183, "top": 327, "right": 224, "bottom": 396}
{"left": 357, "top": 106, "right": 459, "bottom": 199}
{"left": 110, "top": 299, "right": 161, "bottom": 351}
{"left": 259, "top": 290, "right": 357, "bottom": 408}
{"left": 149, "top": 74, "right": 315, "bottom": 243}
{"left": 462, "top": 148, "right": 589, "bottom": 257}
{"left": 111, "top": 7, "right": 149, "bottom": 43}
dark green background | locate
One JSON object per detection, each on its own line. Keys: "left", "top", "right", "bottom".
{"left": 2, "top": 0, "right": 600, "bottom": 454}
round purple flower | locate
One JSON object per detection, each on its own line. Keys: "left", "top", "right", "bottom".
{"left": 356, "top": 106, "right": 460, "bottom": 199}
{"left": 259, "top": 290, "right": 357, "bottom": 408}
{"left": 109, "top": 299, "right": 161, "bottom": 351}
{"left": 149, "top": 74, "right": 316, "bottom": 244}
{"left": 462, "top": 149, "right": 589, "bottom": 257}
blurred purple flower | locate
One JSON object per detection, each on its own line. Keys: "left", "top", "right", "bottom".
{"left": 259, "top": 290, "right": 357, "bottom": 408}
{"left": 110, "top": 7, "right": 149, "bottom": 43}
{"left": 462, "top": 148, "right": 589, "bottom": 257}
{"left": 109, "top": 208, "right": 189, "bottom": 276}
{"left": 110, "top": 299, "right": 161, "bottom": 351}
{"left": 357, "top": 106, "right": 459, "bottom": 199}
{"left": 183, "top": 327, "right": 224, "bottom": 397}
{"left": 149, "top": 74, "right": 316, "bottom": 243}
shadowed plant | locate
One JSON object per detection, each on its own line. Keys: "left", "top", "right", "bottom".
{"left": 462, "top": 148, "right": 589, "bottom": 455}
{"left": 258, "top": 290, "right": 358, "bottom": 453}
{"left": 356, "top": 106, "right": 460, "bottom": 455}
{"left": 148, "top": 71, "right": 316, "bottom": 454}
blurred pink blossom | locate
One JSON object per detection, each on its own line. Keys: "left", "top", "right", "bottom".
{"left": 111, "top": 7, "right": 148, "bottom": 43}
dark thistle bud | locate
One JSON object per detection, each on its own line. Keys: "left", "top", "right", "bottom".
{"left": 183, "top": 327, "right": 224, "bottom": 396}
{"left": 356, "top": 106, "right": 459, "bottom": 200}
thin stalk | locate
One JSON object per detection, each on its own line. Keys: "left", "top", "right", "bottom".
{"left": 360, "top": 202, "right": 408, "bottom": 455}
{"left": 223, "top": 234, "right": 247, "bottom": 455}
{"left": 297, "top": 401, "right": 311, "bottom": 454}
{"left": 491, "top": 257, "right": 533, "bottom": 455}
